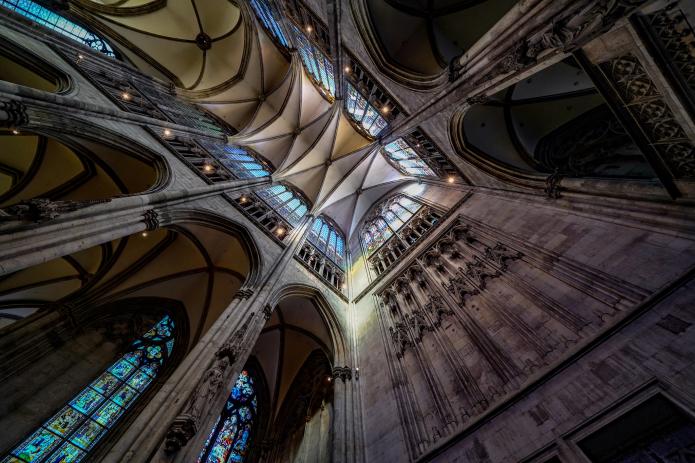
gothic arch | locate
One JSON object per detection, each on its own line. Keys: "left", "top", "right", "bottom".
{"left": 0, "top": 36, "right": 72, "bottom": 93}
{"left": 0, "top": 124, "right": 170, "bottom": 210}
{"left": 266, "top": 284, "right": 349, "bottom": 364}
{"left": 450, "top": 55, "right": 663, "bottom": 196}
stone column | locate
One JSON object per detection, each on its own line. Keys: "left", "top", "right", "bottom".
{"left": 331, "top": 366, "right": 352, "bottom": 463}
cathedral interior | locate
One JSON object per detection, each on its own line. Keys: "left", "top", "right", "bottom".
{"left": 0, "top": 0, "right": 695, "bottom": 462}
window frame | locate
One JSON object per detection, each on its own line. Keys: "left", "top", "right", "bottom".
{"left": 361, "top": 195, "right": 423, "bottom": 255}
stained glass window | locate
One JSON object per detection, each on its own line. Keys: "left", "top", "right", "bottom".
{"left": 345, "top": 83, "right": 388, "bottom": 137}
{"left": 0, "top": 0, "right": 115, "bottom": 57}
{"left": 290, "top": 24, "right": 335, "bottom": 98}
{"left": 307, "top": 216, "right": 346, "bottom": 268}
{"left": 198, "top": 141, "right": 272, "bottom": 179}
{"left": 2, "top": 316, "right": 175, "bottom": 463}
{"left": 382, "top": 139, "right": 436, "bottom": 177}
{"left": 361, "top": 195, "right": 422, "bottom": 254}
{"left": 255, "top": 184, "right": 309, "bottom": 227}
{"left": 197, "top": 370, "right": 257, "bottom": 463}
{"left": 249, "top": 0, "right": 289, "bottom": 47}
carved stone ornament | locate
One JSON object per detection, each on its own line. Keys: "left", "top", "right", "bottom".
{"left": 544, "top": 170, "right": 563, "bottom": 199}
{"left": 142, "top": 209, "right": 160, "bottom": 231}
{"left": 390, "top": 322, "right": 412, "bottom": 357}
{"left": 0, "top": 198, "right": 110, "bottom": 223}
{"left": 331, "top": 365, "right": 352, "bottom": 382}
{"left": 484, "top": 243, "right": 522, "bottom": 270}
{"left": 263, "top": 304, "right": 273, "bottom": 320}
{"left": 164, "top": 414, "right": 197, "bottom": 454}
{"left": 0, "top": 100, "right": 29, "bottom": 128}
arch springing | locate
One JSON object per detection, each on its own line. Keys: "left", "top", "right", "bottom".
{"left": 345, "top": 83, "right": 388, "bottom": 137}
{"left": 308, "top": 216, "right": 346, "bottom": 268}
{"left": 0, "top": 0, "right": 115, "bottom": 57}
{"left": 256, "top": 184, "right": 309, "bottom": 228}
{"left": 362, "top": 195, "right": 422, "bottom": 254}
{"left": 382, "top": 139, "right": 435, "bottom": 176}
{"left": 3, "top": 315, "right": 175, "bottom": 463}
{"left": 197, "top": 370, "right": 257, "bottom": 463}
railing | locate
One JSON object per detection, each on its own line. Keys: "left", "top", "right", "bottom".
{"left": 296, "top": 241, "right": 345, "bottom": 292}
{"left": 234, "top": 194, "right": 292, "bottom": 243}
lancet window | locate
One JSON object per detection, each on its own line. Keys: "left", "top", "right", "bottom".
{"left": 197, "top": 141, "right": 272, "bottom": 179}
{"left": 345, "top": 83, "right": 388, "bottom": 137}
{"left": 362, "top": 195, "right": 422, "bottom": 255}
{"left": 197, "top": 370, "right": 257, "bottom": 463}
{"left": 0, "top": 0, "right": 115, "bottom": 57}
{"left": 2, "top": 315, "right": 175, "bottom": 463}
{"left": 307, "top": 216, "right": 346, "bottom": 268}
{"left": 291, "top": 23, "right": 335, "bottom": 98}
{"left": 382, "top": 139, "right": 436, "bottom": 177}
{"left": 256, "top": 184, "right": 309, "bottom": 227}
{"left": 249, "top": 0, "right": 289, "bottom": 47}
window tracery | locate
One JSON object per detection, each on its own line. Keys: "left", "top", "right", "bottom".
{"left": 197, "top": 141, "right": 272, "bottom": 179}
{"left": 362, "top": 195, "right": 422, "bottom": 255}
{"left": 2, "top": 315, "right": 175, "bottom": 463}
{"left": 382, "top": 139, "right": 436, "bottom": 177}
{"left": 345, "top": 83, "right": 388, "bottom": 137}
{"left": 290, "top": 23, "right": 335, "bottom": 98}
{"left": 307, "top": 216, "right": 345, "bottom": 268}
{"left": 255, "top": 184, "right": 309, "bottom": 228}
{"left": 0, "top": 0, "right": 115, "bottom": 57}
{"left": 197, "top": 370, "right": 257, "bottom": 463}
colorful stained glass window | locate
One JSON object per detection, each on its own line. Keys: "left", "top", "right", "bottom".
{"left": 361, "top": 195, "right": 422, "bottom": 254}
{"left": 197, "top": 371, "right": 258, "bottom": 463}
{"left": 345, "top": 83, "right": 388, "bottom": 137}
{"left": 382, "top": 139, "right": 436, "bottom": 177}
{"left": 291, "top": 24, "right": 335, "bottom": 98}
{"left": 307, "top": 216, "right": 346, "bottom": 268}
{"left": 0, "top": 0, "right": 115, "bottom": 57}
{"left": 249, "top": 0, "right": 289, "bottom": 47}
{"left": 255, "top": 184, "right": 309, "bottom": 228}
{"left": 3, "top": 315, "right": 175, "bottom": 463}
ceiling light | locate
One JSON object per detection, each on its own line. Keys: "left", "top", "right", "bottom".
{"left": 163, "top": 128, "right": 172, "bottom": 137}
{"left": 240, "top": 196, "right": 247, "bottom": 203}
{"left": 203, "top": 164, "right": 214, "bottom": 172}
{"left": 344, "top": 66, "right": 351, "bottom": 73}
{"left": 11, "top": 129, "right": 19, "bottom": 135}
{"left": 381, "top": 106, "right": 390, "bottom": 114}
{"left": 276, "top": 227, "right": 286, "bottom": 235}
{"left": 141, "top": 231, "right": 148, "bottom": 237}
{"left": 305, "top": 25, "right": 313, "bottom": 33}
{"left": 121, "top": 92, "right": 131, "bottom": 101}
{"left": 447, "top": 176, "right": 455, "bottom": 183}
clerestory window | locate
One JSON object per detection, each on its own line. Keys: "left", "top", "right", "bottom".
{"left": 0, "top": 0, "right": 116, "bottom": 57}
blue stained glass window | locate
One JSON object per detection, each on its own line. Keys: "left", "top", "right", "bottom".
{"left": 0, "top": 0, "right": 115, "bottom": 57}
{"left": 249, "top": 0, "right": 289, "bottom": 47}
{"left": 291, "top": 24, "right": 335, "bottom": 97}
{"left": 3, "top": 315, "right": 175, "bottom": 463}
{"left": 382, "top": 139, "right": 436, "bottom": 177}
{"left": 307, "top": 216, "right": 346, "bottom": 268}
{"left": 255, "top": 185, "right": 309, "bottom": 228}
{"left": 198, "top": 141, "right": 272, "bottom": 179}
{"left": 198, "top": 371, "right": 257, "bottom": 463}
{"left": 362, "top": 195, "right": 423, "bottom": 254}
{"left": 345, "top": 83, "right": 388, "bottom": 137}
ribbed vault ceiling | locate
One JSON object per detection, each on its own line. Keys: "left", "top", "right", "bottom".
{"left": 79, "top": 1, "right": 432, "bottom": 240}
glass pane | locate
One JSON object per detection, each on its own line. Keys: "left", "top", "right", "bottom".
{"left": 10, "top": 428, "right": 62, "bottom": 462}
{"left": 89, "top": 372, "right": 121, "bottom": 396}
{"left": 91, "top": 401, "right": 124, "bottom": 428}
{"left": 69, "top": 420, "right": 104, "bottom": 451}
{"left": 45, "top": 407, "right": 85, "bottom": 437}
{"left": 69, "top": 389, "right": 104, "bottom": 416}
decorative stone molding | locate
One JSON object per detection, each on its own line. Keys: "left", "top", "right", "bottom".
{"left": 164, "top": 316, "right": 253, "bottom": 452}
{"left": 600, "top": 53, "right": 695, "bottom": 178}
{"left": 142, "top": 209, "right": 160, "bottom": 231}
{"left": 262, "top": 304, "right": 272, "bottom": 321}
{"left": 331, "top": 366, "right": 352, "bottom": 382}
{"left": 0, "top": 198, "right": 110, "bottom": 223}
{"left": 544, "top": 170, "right": 563, "bottom": 199}
{"left": 0, "top": 100, "right": 29, "bottom": 128}
{"left": 479, "top": 0, "right": 648, "bottom": 83}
